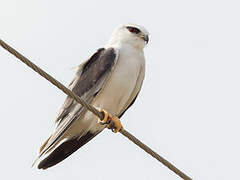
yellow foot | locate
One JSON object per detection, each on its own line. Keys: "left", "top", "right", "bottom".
{"left": 98, "top": 108, "right": 122, "bottom": 133}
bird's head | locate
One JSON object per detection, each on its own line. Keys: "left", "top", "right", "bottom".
{"left": 107, "top": 24, "right": 149, "bottom": 50}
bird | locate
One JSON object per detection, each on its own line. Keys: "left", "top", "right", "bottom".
{"left": 33, "top": 23, "right": 149, "bottom": 169}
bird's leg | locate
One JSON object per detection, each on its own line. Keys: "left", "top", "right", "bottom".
{"left": 98, "top": 108, "right": 122, "bottom": 133}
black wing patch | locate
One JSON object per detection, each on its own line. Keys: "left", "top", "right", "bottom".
{"left": 72, "top": 48, "right": 116, "bottom": 96}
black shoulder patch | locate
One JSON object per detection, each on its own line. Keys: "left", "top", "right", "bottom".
{"left": 82, "top": 48, "right": 105, "bottom": 74}
{"left": 72, "top": 48, "right": 116, "bottom": 96}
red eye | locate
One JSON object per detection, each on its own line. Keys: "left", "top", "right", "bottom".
{"left": 127, "top": 26, "right": 140, "bottom": 34}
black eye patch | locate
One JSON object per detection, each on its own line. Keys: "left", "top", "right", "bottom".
{"left": 126, "top": 26, "right": 141, "bottom": 34}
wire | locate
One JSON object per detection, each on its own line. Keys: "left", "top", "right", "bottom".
{"left": 0, "top": 39, "right": 192, "bottom": 180}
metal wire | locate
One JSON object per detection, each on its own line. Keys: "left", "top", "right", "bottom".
{"left": 0, "top": 39, "right": 192, "bottom": 180}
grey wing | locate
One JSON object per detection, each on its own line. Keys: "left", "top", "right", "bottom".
{"left": 118, "top": 64, "right": 145, "bottom": 118}
{"left": 36, "top": 47, "right": 118, "bottom": 165}
{"left": 55, "top": 48, "right": 111, "bottom": 124}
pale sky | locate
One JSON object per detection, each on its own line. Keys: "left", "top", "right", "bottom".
{"left": 1, "top": 0, "right": 240, "bottom": 179}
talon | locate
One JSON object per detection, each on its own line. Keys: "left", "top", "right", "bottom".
{"left": 97, "top": 108, "right": 122, "bottom": 133}
{"left": 107, "top": 121, "right": 115, "bottom": 129}
{"left": 98, "top": 108, "right": 109, "bottom": 125}
{"left": 106, "top": 114, "right": 122, "bottom": 133}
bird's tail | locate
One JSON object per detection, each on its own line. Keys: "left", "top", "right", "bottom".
{"left": 34, "top": 131, "right": 99, "bottom": 169}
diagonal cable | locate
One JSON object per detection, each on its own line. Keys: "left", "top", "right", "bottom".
{"left": 0, "top": 39, "right": 192, "bottom": 180}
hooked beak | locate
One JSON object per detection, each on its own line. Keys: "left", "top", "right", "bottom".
{"left": 142, "top": 34, "right": 149, "bottom": 44}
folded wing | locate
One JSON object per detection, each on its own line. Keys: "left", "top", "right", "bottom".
{"left": 35, "top": 48, "right": 118, "bottom": 169}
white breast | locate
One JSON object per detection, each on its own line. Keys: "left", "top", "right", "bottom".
{"left": 95, "top": 44, "right": 144, "bottom": 112}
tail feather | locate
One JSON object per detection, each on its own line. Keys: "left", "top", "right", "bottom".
{"left": 37, "top": 131, "right": 99, "bottom": 169}
{"left": 31, "top": 136, "right": 51, "bottom": 168}
{"left": 38, "top": 136, "right": 51, "bottom": 154}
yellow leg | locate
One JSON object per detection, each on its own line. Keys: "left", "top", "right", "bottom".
{"left": 98, "top": 108, "right": 122, "bottom": 133}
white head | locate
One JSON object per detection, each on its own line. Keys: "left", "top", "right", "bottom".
{"left": 107, "top": 24, "right": 149, "bottom": 50}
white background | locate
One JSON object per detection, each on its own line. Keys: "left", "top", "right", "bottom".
{"left": 1, "top": 0, "right": 240, "bottom": 179}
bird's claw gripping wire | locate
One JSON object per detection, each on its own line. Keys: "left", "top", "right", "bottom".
{"left": 97, "top": 108, "right": 122, "bottom": 133}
